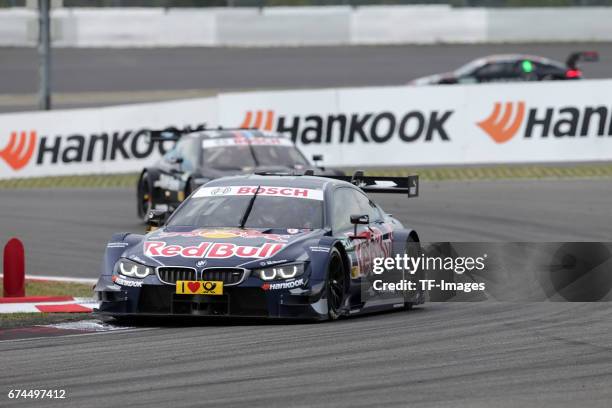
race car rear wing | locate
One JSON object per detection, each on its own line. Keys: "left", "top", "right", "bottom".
{"left": 566, "top": 51, "right": 599, "bottom": 69}
{"left": 313, "top": 170, "right": 419, "bottom": 197}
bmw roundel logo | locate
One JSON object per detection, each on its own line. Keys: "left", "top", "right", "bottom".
{"left": 196, "top": 260, "right": 207, "bottom": 268}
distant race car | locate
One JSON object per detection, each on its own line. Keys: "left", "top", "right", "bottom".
{"left": 137, "top": 128, "right": 342, "bottom": 221}
{"left": 409, "top": 51, "right": 599, "bottom": 85}
{"left": 96, "top": 172, "right": 424, "bottom": 321}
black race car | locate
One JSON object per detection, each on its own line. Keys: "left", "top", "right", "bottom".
{"left": 410, "top": 51, "right": 598, "bottom": 85}
{"left": 96, "top": 172, "right": 424, "bottom": 321}
{"left": 137, "top": 129, "right": 341, "bottom": 221}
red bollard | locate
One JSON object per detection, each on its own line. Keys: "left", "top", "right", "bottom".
{"left": 3, "top": 238, "right": 25, "bottom": 297}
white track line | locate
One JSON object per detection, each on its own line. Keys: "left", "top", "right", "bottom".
{"left": 0, "top": 327, "right": 158, "bottom": 344}
{"left": 0, "top": 274, "right": 97, "bottom": 285}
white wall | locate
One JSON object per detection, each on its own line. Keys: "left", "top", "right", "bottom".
{"left": 351, "top": 5, "right": 487, "bottom": 44}
{"left": 3, "top": 6, "right": 612, "bottom": 47}
{"left": 486, "top": 8, "right": 612, "bottom": 43}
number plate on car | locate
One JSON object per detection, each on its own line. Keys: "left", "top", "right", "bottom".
{"left": 176, "top": 280, "right": 223, "bottom": 295}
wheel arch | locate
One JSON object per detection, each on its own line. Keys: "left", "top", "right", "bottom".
{"left": 332, "top": 241, "right": 351, "bottom": 283}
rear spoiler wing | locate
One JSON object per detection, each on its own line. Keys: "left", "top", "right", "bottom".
{"left": 312, "top": 170, "right": 419, "bottom": 197}
{"left": 566, "top": 51, "right": 599, "bottom": 69}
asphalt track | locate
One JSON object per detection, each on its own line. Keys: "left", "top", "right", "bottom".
{"left": 0, "top": 179, "right": 610, "bottom": 279}
{"left": 1, "top": 302, "right": 611, "bottom": 407}
{"left": 2, "top": 42, "right": 612, "bottom": 112}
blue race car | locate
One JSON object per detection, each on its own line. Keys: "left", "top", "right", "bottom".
{"left": 95, "top": 172, "right": 423, "bottom": 321}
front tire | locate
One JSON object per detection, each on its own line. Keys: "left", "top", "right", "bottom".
{"left": 326, "top": 247, "right": 347, "bottom": 320}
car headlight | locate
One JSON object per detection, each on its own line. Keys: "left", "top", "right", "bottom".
{"left": 254, "top": 263, "right": 306, "bottom": 281}
{"left": 114, "top": 258, "right": 153, "bottom": 279}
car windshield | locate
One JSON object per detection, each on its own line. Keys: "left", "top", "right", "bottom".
{"left": 203, "top": 139, "right": 310, "bottom": 170}
{"left": 253, "top": 145, "right": 309, "bottom": 167}
{"left": 167, "top": 186, "right": 324, "bottom": 229}
{"left": 454, "top": 58, "right": 487, "bottom": 77}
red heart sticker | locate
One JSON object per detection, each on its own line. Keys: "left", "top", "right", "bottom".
{"left": 187, "top": 281, "right": 201, "bottom": 293}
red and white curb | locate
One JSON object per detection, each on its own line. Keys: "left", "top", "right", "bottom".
{"left": 0, "top": 273, "right": 99, "bottom": 313}
{"left": 0, "top": 297, "right": 99, "bottom": 313}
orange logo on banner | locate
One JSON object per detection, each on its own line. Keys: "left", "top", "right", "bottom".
{"left": 0, "top": 131, "right": 37, "bottom": 170}
{"left": 240, "top": 110, "right": 275, "bottom": 131}
{"left": 477, "top": 102, "right": 526, "bottom": 143}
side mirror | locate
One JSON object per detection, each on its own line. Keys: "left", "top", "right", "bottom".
{"left": 146, "top": 209, "right": 167, "bottom": 229}
{"left": 169, "top": 156, "right": 183, "bottom": 165}
{"left": 349, "top": 214, "right": 369, "bottom": 239}
{"left": 350, "top": 214, "right": 369, "bottom": 225}
{"left": 312, "top": 154, "right": 325, "bottom": 171}
{"left": 150, "top": 129, "right": 181, "bottom": 142}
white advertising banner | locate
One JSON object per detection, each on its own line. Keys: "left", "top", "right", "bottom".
{"left": 2, "top": 80, "right": 612, "bottom": 179}
{"left": 0, "top": 98, "right": 218, "bottom": 179}
{"left": 218, "top": 80, "right": 612, "bottom": 166}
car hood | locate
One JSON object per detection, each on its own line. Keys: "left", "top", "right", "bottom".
{"left": 409, "top": 72, "right": 449, "bottom": 85}
{"left": 123, "top": 226, "right": 321, "bottom": 269}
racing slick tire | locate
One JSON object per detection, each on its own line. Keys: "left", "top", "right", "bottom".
{"left": 137, "top": 172, "right": 154, "bottom": 222}
{"left": 404, "top": 236, "right": 424, "bottom": 310}
{"left": 326, "top": 247, "right": 348, "bottom": 321}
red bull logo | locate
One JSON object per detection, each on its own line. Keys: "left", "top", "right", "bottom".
{"left": 144, "top": 241, "right": 285, "bottom": 259}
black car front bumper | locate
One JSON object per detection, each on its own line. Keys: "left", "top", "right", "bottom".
{"left": 95, "top": 276, "right": 328, "bottom": 320}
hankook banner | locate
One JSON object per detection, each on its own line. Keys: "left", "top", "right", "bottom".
{"left": 2, "top": 80, "right": 612, "bottom": 179}
{"left": 0, "top": 98, "right": 218, "bottom": 179}
{"left": 218, "top": 80, "right": 612, "bottom": 167}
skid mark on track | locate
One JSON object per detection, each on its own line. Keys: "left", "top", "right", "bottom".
{"left": 0, "top": 319, "right": 156, "bottom": 343}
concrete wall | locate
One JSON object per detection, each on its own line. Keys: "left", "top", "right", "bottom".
{"left": 486, "top": 8, "right": 612, "bottom": 42}
{"left": 2, "top": 6, "right": 611, "bottom": 47}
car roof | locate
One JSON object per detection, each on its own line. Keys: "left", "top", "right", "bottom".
{"left": 204, "top": 174, "right": 353, "bottom": 191}
{"left": 189, "top": 129, "right": 290, "bottom": 140}
{"left": 477, "top": 54, "right": 564, "bottom": 67}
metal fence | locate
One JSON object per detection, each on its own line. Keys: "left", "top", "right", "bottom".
{"left": 2, "top": 0, "right": 612, "bottom": 7}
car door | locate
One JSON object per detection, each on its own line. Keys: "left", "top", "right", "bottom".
{"left": 531, "top": 61, "right": 566, "bottom": 81}
{"left": 474, "top": 62, "right": 520, "bottom": 83}
{"left": 331, "top": 187, "right": 402, "bottom": 307}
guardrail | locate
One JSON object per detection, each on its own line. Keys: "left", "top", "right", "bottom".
{"left": 1, "top": 80, "right": 612, "bottom": 179}
{"left": 2, "top": 6, "right": 612, "bottom": 47}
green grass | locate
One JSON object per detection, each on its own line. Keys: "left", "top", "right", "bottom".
{"left": 0, "top": 172, "right": 140, "bottom": 189}
{"left": 0, "top": 279, "right": 93, "bottom": 298}
{"left": 0, "top": 163, "right": 611, "bottom": 189}
{"left": 343, "top": 163, "right": 612, "bottom": 181}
